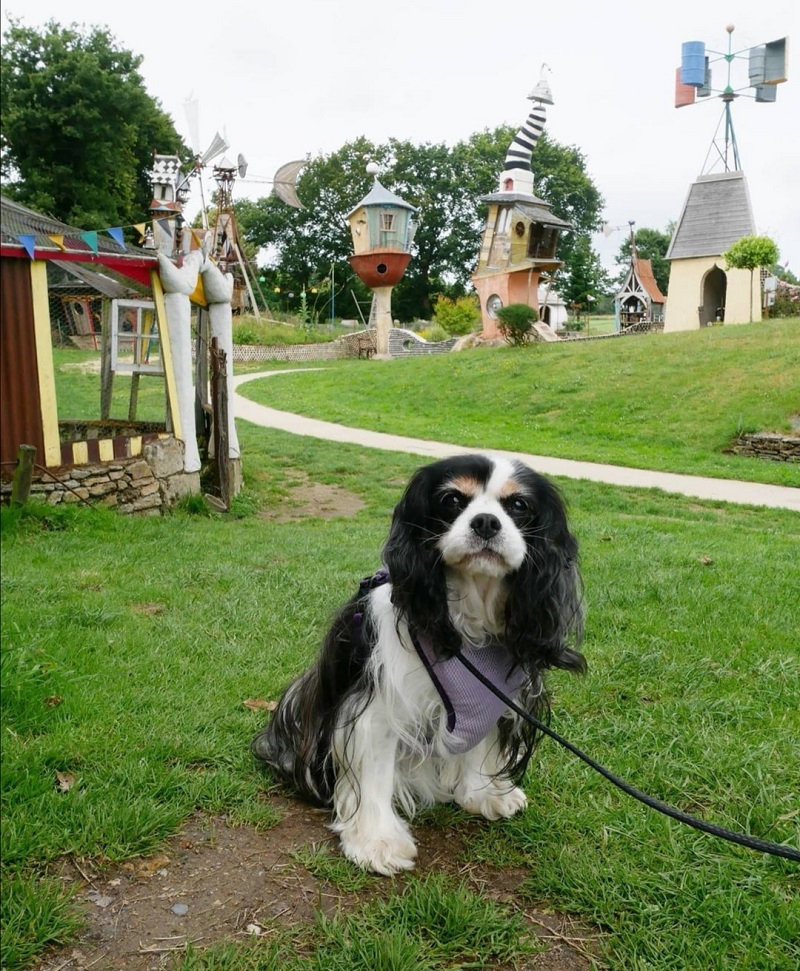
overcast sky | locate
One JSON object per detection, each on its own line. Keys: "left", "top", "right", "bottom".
{"left": 7, "top": 0, "right": 799, "bottom": 274}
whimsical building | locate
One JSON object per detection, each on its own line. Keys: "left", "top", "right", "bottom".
{"left": 664, "top": 27, "right": 788, "bottom": 330}
{"left": 472, "top": 74, "right": 572, "bottom": 338}
{"left": 615, "top": 226, "right": 666, "bottom": 329}
{"left": 346, "top": 164, "right": 417, "bottom": 358}
{"left": 664, "top": 171, "right": 758, "bottom": 329}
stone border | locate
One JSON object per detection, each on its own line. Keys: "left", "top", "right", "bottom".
{"left": 1, "top": 438, "right": 200, "bottom": 515}
{"left": 232, "top": 328, "right": 459, "bottom": 363}
{"left": 728, "top": 433, "right": 799, "bottom": 463}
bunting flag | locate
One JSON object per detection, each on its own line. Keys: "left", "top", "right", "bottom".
{"left": 106, "top": 227, "right": 126, "bottom": 249}
{"left": 17, "top": 234, "right": 36, "bottom": 258}
{"left": 47, "top": 234, "right": 67, "bottom": 251}
{"left": 157, "top": 218, "right": 173, "bottom": 238}
{"left": 134, "top": 222, "right": 148, "bottom": 243}
{"left": 80, "top": 231, "right": 99, "bottom": 253}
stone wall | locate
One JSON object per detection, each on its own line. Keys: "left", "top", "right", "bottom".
{"left": 728, "top": 433, "right": 799, "bottom": 463}
{"left": 1, "top": 438, "right": 201, "bottom": 515}
{"left": 231, "top": 328, "right": 459, "bottom": 364}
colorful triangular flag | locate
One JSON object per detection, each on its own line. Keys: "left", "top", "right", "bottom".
{"left": 134, "top": 222, "right": 148, "bottom": 243}
{"left": 17, "top": 234, "right": 36, "bottom": 259}
{"left": 157, "top": 218, "right": 173, "bottom": 238}
{"left": 47, "top": 234, "right": 67, "bottom": 251}
{"left": 106, "top": 227, "right": 126, "bottom": 249}
{"left": 80, "top": 231, "right": 99, "bottom": 253}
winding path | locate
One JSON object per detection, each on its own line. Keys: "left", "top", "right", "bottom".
{"left": 233, "top": 370, "right": 800, "bottom": 512}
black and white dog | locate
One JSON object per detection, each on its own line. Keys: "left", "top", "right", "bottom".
{"left": 252, "top": 454, "right": 585, "bottom": 874}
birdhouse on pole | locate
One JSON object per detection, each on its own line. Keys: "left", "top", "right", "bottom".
{"left": 346, "top": 162, "right": 417, "bottom": 358}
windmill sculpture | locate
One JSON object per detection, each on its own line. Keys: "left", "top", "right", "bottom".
{"left": 664, "top": 24, "right": 789, "bottom": 331}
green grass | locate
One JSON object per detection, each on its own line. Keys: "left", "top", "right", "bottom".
{"left": 238, "top": 319, "right": 800, "bottom": 486}
{"left": 53, "top": 347, "right": 167, "bottom": 424}
{"left": 2, "top": 381, "right": 799, "bottom": 968}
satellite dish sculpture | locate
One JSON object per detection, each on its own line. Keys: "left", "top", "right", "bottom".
{"left": 665, "top": 24, "right": 789, "bottom": 331}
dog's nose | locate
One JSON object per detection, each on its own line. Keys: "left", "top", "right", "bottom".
{"left": 470, "top": 513, "right": 501, "bottom": 539}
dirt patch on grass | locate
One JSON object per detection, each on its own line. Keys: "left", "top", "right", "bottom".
{"left": 259, "top": 472, "right": 366, "bottom": 523}
{"left": 37, "top": 798, "right": 601, "bottom": 971}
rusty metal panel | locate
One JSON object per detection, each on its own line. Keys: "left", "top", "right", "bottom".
{"left": 1, "top": 258, "right": 45, "bottom": 466}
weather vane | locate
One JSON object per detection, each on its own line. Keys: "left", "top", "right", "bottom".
{"left": 674, "top": 24, "right": 789, "bottom": 173}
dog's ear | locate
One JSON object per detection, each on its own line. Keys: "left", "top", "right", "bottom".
{"left": 504, "top": 475, "right": 586, "bottom": 673}
{"left": 382, "top": 466, "right": 459, "bottom": 652}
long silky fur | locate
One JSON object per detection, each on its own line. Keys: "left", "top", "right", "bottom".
{"left": 252, "top": 454, "right": 586, "bottom": 844}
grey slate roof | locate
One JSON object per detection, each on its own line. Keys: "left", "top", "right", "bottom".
{"left": 347, "top": 179, "right": 417, "bottom": 217}
{"left": 479, "top": 193, "right": 572, "bottom": 231}
{"left": 666, "top": 171, "right": 756, "bottom": 260}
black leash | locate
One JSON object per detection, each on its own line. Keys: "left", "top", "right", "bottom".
{"left": 453, "top": 649, "right": 800, "bottom": 863}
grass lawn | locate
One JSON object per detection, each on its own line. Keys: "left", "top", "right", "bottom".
{"left": 2, "top": 418, "right": 799, "bottom": 970}
{"left": 238, "top": 319, "right": 800, "bottom": 487}
{"left": 52, "top": 347, "right": 167, "bottom": 424}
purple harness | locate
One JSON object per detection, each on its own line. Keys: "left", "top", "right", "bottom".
{"left": 357, "top": 570, "right": 526, "bottom": 754}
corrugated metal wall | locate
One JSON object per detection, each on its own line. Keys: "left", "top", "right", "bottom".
{"left": 1, "top": 258, "right": 45, "bottom": 466}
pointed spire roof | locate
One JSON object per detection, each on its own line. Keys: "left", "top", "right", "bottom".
{"left": 347, "top": 178, "right": 417, "bottom": 218}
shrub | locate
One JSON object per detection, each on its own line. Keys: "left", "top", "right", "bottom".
{"left": 432, "top": 294, "right": 482, "bottom": 336}
{"left": 417, "top": 323, "right": 450, "bottom": 342}
{"left": 231, "top": 316, "right": 343, "bottom": 346}
{"left": 495, "top": 303, "right": 538, "bottom": 346}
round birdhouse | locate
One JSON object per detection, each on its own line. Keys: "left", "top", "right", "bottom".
{"left": 346, "top": 171, "right": 417, "bottom": 288}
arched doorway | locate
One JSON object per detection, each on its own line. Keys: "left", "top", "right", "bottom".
{"left": 700, "top": 266, "right": 727, "bottom": 326}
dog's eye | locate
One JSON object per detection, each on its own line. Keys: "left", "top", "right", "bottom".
{"left": 441, "top": 491, "right": 467, "bottom": 511}
{"left": 505, "top": 495, "right": 529, "bottom": 513}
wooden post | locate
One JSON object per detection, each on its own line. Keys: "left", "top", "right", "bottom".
{"left": 128, "top": 372, "right": 140, "bottom": 421}
{"left": 210, "top": 338, "right": 230, "bottom": 510}
{"left": 11, "top": 445, "right": 37, "bottom": 506}
{"left": 100, "top": 301, "right": 114, "bottom": 419}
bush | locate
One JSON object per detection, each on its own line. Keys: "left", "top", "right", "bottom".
{"left": 231, "top": 316, "right": 344, "bottom": 346}
{"left": 495, "top": 303, "right": 538, "bottom": 346}
{"left": 417, "top": 323, "right": 450, "bottom": 342}
{"left": 432, "top": 294, "right": 482, "bottom": 336}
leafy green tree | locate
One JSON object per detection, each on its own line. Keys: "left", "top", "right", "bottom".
{"left": 240, "top": 128, "right": 605, "bottom": 322}
{"left": 562, "top": 235, "right": 609, "bottom": 311}
{"left": 614, "top": 225, "right": 673, "bottom": 295}
{"left": 723, "top": 235, "right": 780, "bottom": 322}
{"left": 1, "top": 19, "right": 189, "bottom": 227}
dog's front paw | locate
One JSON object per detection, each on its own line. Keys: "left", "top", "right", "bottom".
{"left": 338, "top": 825, "right": 418, "bottom": 875}
{"left": 457, "top": 783, "right": 528, "bottom": 821}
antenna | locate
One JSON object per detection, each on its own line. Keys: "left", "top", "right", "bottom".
{"left": 674, "top": 24, "right": 789, "bottom": 173}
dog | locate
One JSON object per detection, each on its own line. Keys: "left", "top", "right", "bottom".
{"left": 252, "top": 453, "right": 585, "bottom": 874}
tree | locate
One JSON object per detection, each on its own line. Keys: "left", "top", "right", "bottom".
{"left": 240, "top": 128, "right": 605, "bottom": 322}
{"left": 723, "top": 235, "right": 780, "bottom": 322}
{"left": 562, "top": 234, "right": 610, "bottom": 311}
{"left": 1, "top": 19, "right": 190, "bottom": 227}
{"left": 614, "top": 225, "right": 673, "bottom": 295}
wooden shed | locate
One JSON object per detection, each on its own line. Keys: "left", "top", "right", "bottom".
{"left": 1, "top": 196, "right": 198, "bottom": 512}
